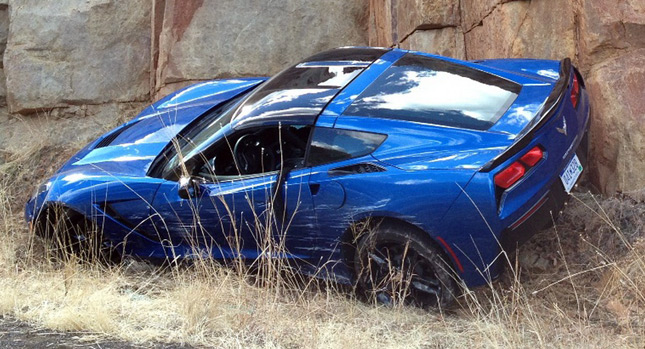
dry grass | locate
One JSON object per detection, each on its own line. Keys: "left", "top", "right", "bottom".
{"left": 0, "top": 126, "right": 643, "bottom": 348}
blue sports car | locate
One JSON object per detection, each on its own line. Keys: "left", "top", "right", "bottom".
{"left": 26, "top": 47, "right": 590, "bottom": 307}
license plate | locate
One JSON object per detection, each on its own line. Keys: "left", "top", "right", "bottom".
{"left": 560, "top": 154, "right": 583, "bottom": 193}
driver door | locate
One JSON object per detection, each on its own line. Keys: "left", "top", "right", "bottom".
{"left": 145, "top": 124, "right": 319, "bottom": 261}
{"left": 145, "top": 169, "right": 315, "bottom": 259}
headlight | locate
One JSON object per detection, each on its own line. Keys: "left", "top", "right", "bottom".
{"left": 33, "top": 181, "right": 51, "bottom": 197}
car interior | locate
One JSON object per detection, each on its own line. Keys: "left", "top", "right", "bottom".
{"left": 195, "top": 125, "right": 312, "bottom": 180}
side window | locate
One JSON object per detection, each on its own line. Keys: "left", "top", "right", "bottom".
{"left": 194, "top": 125, "right": 311, "bottom": 181}
{"left": 307, "top": 128, "right": 386, "bottom": 167}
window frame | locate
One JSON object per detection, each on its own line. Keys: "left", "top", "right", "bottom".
{"left": 189, "top": 124, "right": 313, "bottom": 184}
{"left": 150, "top": 92, "right": 251, "bottom": 181}
{"left": 163, "top": 122, "right": 389, "bottom": 183}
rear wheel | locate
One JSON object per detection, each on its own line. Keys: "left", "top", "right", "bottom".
{"left": 354, "top": 222, "right": 458, "bottom": 309}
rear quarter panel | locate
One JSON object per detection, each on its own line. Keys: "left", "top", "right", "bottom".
{"left": 309, "top": 153, "right": 478, "bottom": 281}
{"left": 334, "top": 116, "right": 514, "bottom": 171}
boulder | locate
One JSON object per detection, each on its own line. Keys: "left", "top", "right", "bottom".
{"left": 464, "top": 1, "right": 529, "bottom": 59}
{"left": 4, "top": 0, "right": 152, "bottom": 114}
{"left": 396, "top": 0, "right": 460, "bottom": 39}
{"left": 587, "top": 49, "right": 645, "bottom": 196}
{"left": 154, "top": 0, "right": 369, "bottom": 96}
{"left": 399, "top": 27, "right": 465, "bottom": 60}
{"left": 579, "top": 0, "right": 645, "bottom": 69}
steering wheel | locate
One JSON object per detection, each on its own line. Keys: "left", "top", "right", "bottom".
{"left": 233, "top": 134, "right": 277, "bottom": 174}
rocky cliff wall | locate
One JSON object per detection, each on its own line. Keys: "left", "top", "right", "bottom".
{"left": 153, "top": 0, "right": 369, "bottom": 98}
{"left": 0, "top": 0, "right": 368, "bottom": 156}
{"left": 0, "top": 0, "right": 643, "bottom": 197}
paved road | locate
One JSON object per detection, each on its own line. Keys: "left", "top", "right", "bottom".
{"left": 0, "top": 317, "right": 191, "bottom": 348}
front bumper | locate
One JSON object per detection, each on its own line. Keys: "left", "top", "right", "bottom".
{"left": 500, "top": 121, "right": 590, "bottom": 253}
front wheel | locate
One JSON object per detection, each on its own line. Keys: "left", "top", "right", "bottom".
{"left": 36, "top": 207, "right": 118, "bottom": 264}
{"left": 354, "top": 223, "right": 459, "bottom": 309}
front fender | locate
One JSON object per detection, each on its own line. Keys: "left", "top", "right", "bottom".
{"left": 27, "top": 172, "right": 163, "bottom": 229}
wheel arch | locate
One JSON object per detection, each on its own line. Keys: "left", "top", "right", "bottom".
{"left": 33, "top": 202, "right": 88, "bottom": 237}
{"left": 339, "top": 215, "right": 462, "bottom": 280}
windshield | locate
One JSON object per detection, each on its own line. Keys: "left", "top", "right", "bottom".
{"left": 151, "top": 48, "right": 389, "bottom": 180}
{"left": 157, "top": 94, "right": 247, "bottom": 179}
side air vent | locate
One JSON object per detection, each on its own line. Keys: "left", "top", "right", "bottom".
{"left": 328, "top": 162, "right": 386, "bottom": 177}
{"left": 101, "top": 203, "right": 170, "bottom": 243}
{"left": 95, "top": 122, "right": 137, "bottom": 148}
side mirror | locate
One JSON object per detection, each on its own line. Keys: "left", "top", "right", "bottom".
{"left": 178, "top": 177, "right": 202, "bottom": 199}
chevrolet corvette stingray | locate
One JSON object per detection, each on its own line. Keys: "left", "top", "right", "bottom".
{"left": 26, "top": 47, "right": 590, "bottom": 307}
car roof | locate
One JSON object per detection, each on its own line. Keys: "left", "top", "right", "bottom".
{"left": 225, "top": 46, "right": 534, "bottom": 135}
{"left": 229, "top": 47, "right": 390, "bottom": 130}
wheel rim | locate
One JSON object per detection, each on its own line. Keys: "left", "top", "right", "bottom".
{"left": 364, "top": 241, "right": 443, "bottom": 307}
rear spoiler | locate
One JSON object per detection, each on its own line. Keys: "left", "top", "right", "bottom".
{"left": 480, "top": 58, "right": 573, "bottom": 172}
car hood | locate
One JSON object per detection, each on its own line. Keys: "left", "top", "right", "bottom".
{"left": 58, "top": 142, "right": 169, "bottom": 177}
{"left": 57, "top": 78, "right": 266, "bottom": 176}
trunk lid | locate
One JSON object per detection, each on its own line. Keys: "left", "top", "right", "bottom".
{"left": 479, "top": 58, "right": 574, "bottom": 171}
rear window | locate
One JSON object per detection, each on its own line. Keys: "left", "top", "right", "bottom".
{"left": 343, "top": 53, "right": 521, "bottom": 130}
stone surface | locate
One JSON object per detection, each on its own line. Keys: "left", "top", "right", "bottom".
{"left": 0, "top": 69, "right": 6, "bottom": 107}
{"left": 586, "top": 49, "right": 645, "bottom": 196}
{"left": 578, "top": 0, "right": 645, "bottom": 69}
{"left": 154, "top": 0, "right": 369, "bottom": 96}
{"left": 0, "top": 3, "right": 7, "bottom": 66}
{"left": 150, "top": 0, "right": 167, "bottom": 99}
{"left": 461, "top": 0, "right": 513, "bottom": 32}
{"left": 368, "top": 0, "right": 394, "bottom": 47}
{"left": 511, "top": 0, "right": 576, "bottom": 60}
{"left": 464, "top": 1, "right": 530, "bottom": 59}
{"left": 396, "top": 0, "right": 460, "bottom": 39}
{"left": 399, "top": 27, "right": 465, "bottom": 59}
{"left": 0, "top": 102, "right": 147, "bottom": 153}
{"left": 4, "top": 0, "right": 152, "bottom": 114}
{"left": 0, "top": 4, "right": 8, "bottom": 106}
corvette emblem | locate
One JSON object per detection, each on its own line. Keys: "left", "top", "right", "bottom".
{"left": 556, "top": 116, "right": 568, "bottom": 136}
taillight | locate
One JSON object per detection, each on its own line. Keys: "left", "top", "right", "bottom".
{"left": 494, "top": 146, "right": 544, "bottom": 189}
{"left": 494, "top": 162, "right": 525, "bottom": 189}
{"left": 570, "top": 74, "right": 580, "bottom": 108}
{"left": 519, "top": 146, "right": 543, "bottom": 167}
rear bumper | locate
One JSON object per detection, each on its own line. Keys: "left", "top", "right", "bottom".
{"left": 500, "top": 119, "right": 589, "bottom": 253}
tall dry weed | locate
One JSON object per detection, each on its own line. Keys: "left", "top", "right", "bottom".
{"left": 0, "top": 120, "right": 642, "bottom": 347}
